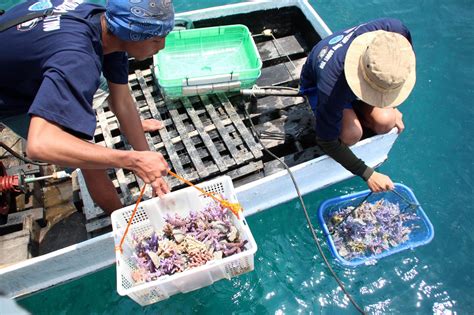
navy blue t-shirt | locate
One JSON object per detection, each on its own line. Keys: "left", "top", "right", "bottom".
{"left": 0, "top": 0, "right": 129, "bottom": 139}
{"left": 300, "top": 18, "right": 412, "bottom": 141}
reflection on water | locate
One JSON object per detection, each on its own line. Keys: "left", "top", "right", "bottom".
{"left": 17, "top": 184, "right": 464, "bottom": 314}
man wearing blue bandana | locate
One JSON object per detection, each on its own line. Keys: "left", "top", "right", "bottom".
{"left": 0, "top": 0, "right": 175, "bottom": 214}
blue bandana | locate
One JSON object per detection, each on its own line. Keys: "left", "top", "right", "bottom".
{"left": 105, "top": 0, "right": 175, "bottom": 41}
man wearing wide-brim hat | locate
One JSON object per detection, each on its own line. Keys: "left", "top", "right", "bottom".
{"left": 0, "top": 0, "right": 175, "bottom": 214}
{"left": 300, "top": 18, "right": 416, "bottom": 192}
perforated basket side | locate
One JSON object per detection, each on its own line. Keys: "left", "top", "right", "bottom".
{"left": 112, "top": 202, "right": 159, "bottom": 300}
{"left": 116, "top": 242, "right": 171, "bottom": 306}
{"left": 196, "top": 176, "right": 237, "bottom": 203}
{"left": 223, "top": 254, "right": 255, "bottom": 279}
{"left": 112, "top": 205, "right": 154, "bottom": 255}
{"left": 128, "top": 286, "right": 169, "bottom": 306}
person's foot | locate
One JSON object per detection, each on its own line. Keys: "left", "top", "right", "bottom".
{"left": 141, "top": 119, "right": 164, "bottom": 132}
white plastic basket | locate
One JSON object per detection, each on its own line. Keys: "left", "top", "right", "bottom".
{"left": 111, "top": 176, "right": 258, "bottom": 306}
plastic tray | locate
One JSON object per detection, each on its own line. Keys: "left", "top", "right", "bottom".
{"left": 153, "top": 24, "right": 262, "bottom": 98}
{"left": 317, "top": 183, "right": 434, "bottom": 267}
{"left": 111, "top": 176, "right": 258, "bottom": 306}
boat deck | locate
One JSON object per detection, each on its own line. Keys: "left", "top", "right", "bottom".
{"left": 81, "top": 6, "right": 324, "bottom": 234}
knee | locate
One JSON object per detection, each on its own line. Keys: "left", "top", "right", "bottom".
{"left": 372, "top": 111, "right": 396, "bottom": 134}
{"left": 340, "top": 126, "right": 363, "bottom": 146}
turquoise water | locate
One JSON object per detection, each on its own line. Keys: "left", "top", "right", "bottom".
{"left": 9, "top": 0, "right": 474, "bottom": 313}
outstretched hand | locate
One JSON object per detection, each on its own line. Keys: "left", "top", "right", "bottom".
{"left": 366, "top": 171, "right": 394, "bottom": 192}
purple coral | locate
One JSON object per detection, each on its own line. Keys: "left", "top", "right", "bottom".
{"left": 328, "top": 199, "right": 417, "bottom": 261}
{"left": 131, "top": 201, "right": 247, "bottom": 283}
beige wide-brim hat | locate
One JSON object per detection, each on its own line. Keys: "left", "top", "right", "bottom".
{"left": 344, "top": 30, "right": 416, "bottom": 108}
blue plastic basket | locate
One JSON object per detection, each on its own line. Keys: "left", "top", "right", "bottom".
{"left": 317, "top": 183, "right": 434, "bottom": 267}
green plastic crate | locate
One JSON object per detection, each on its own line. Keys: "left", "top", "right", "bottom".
{"left": 153, "top": 24, "right": 262, "bottom": 98}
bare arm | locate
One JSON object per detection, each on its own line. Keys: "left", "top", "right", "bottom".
{"left": 106, "top": 81, "right": 170, "bottom": 196}
{"left": 107, "top": 81, "right": 150, "bottom": 151}
{"left": 27, "top": 116, "right": 168, "bottom": 183}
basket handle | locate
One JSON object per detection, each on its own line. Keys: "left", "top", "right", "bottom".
{"left": 182, "top": 73, "right": 240, "bottom": 86}
{"left": 115, "top": 185, "right": 147, "bottom": 254}
{"left": 181, "top": 81, "right": 241, "bottom": 96}
{"left": 167, "top": 170, "right": 242, "bottom": 218}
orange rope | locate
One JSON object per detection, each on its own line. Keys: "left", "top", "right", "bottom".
{"left": 167, "top": 170, "right": 242, "bottom": 218}
{"left": 115, "top": 184, "right": 147, "bottom": 254}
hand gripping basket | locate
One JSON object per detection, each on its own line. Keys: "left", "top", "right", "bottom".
{"left": 111, "top": 176, "right": 258, "bottom": 306}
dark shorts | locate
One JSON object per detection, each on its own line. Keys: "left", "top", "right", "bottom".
{"left": 0, "top": 113, "right": 30, "bottom": 139}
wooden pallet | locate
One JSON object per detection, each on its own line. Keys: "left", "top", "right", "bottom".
{"left": 83, "top": 75, "right": 268, "bottom": 234}
{"left": 81, "top": 31, "right": 323, "bottom": 235}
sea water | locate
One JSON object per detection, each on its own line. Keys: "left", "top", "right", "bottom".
{"left": 4, "top": 0, "right": 473, "bottom": 313}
